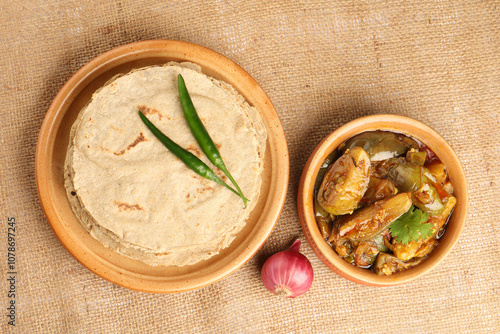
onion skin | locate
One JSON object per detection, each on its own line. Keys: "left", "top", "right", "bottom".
{"left": 261, "top": 240, "right": 314, "bottom": 298}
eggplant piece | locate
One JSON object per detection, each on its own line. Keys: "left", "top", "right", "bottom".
{"left": 412, "top": 183, "right": 445, "bottom": 215}
{"left": 374, "top": 253, "right": 426, "bottom": 275}
{"left": 329, "top": 192, "right": 412, "bottom": 243}
{"left": 361, "top": 177, "right": 397, "bottom": 205}
{"left": 373, "top": 233, "right": 391, "bottom": 253}
{"left": 315, "top": 197, "right": 333, "bottom": 239}
{"left": 343, "top": 131, "right": 419, "bottom": 161}
{"left": 371, "top": 157, "right": 406, "bottom": 179}
{"left": 353, "top": 240, "right": 380, "bottom": 268}
{"left": 385, "top": 160, "right": 446, "bottom": 216}
{"left": 334, "top": 240, "right": 354, "bottom": 259}
{"left": 333, "top": 232, "right": 390, "bottom": 267}
{"left": 317, "top": 147, "right": 371, "bottom": 215}
{"left": 386, "top": 160, "right": 424, "bottom": 192}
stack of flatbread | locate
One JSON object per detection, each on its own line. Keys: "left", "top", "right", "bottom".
{"left": 64, "top": 63, "right": 267, "bottom": 266}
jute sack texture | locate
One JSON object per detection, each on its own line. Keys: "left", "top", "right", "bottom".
{"left": 0, "top": 0, "right": 498, "bottom": 333}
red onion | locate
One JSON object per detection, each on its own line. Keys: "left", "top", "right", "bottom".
{"left": 261, "top": 240, "right": 313, "bottom": 298}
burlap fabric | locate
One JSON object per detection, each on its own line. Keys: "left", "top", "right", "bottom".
{"left": 1, "top": 1, "right": 499, "bottom": 333}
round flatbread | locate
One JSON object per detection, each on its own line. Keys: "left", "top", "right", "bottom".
{"left": 64, "top": 63, "right": 267, "bottom": 266}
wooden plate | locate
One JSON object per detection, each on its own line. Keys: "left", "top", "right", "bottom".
{"left": 36, "top": 40, "right": 289, "bottom": 293}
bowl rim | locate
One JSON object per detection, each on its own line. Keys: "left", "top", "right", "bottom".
{"left": 35, "top": 40, "right": 289, "bottom": 293}
{"left": 298, "top": 114, "right": 468, "bottom": 286}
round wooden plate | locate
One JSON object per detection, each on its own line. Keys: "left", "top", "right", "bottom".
{"left": 36, "top": 40, "right": 289, "bottom": 293}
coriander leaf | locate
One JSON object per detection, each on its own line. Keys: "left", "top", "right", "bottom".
{"left": 389, "top": 205, "right": 433, "bottom": 245}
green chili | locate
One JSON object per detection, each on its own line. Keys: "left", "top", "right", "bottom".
{"left": 138, "top": 110, "right": 241, "bottom": 199}
{"left": 177, "top": 74, "right": 248, "bottom": 206}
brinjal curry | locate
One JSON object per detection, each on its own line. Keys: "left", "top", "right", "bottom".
{"left": 314, "top": 131, "right": 455, "bottom": 275}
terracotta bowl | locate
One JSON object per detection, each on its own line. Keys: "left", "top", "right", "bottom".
{"left": 298, "top": 114, "right": 467, "bottom": 286}
{"left": 36, "top": 40, "right": 289, "bottom": 293}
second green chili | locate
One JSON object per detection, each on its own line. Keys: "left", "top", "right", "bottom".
{"left": 177, "top": 74, "right": 248, "bottom": 206}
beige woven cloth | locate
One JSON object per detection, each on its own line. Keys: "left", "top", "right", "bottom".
{"left": 1, "top": 1, "right": 499, "bottom": 333}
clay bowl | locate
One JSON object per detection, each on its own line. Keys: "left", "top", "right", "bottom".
{"left": 298, "top": 114, "right": 467, "bottom": 286}
{"left": 36, "top": 40, "right": 289, "bottom": 293}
